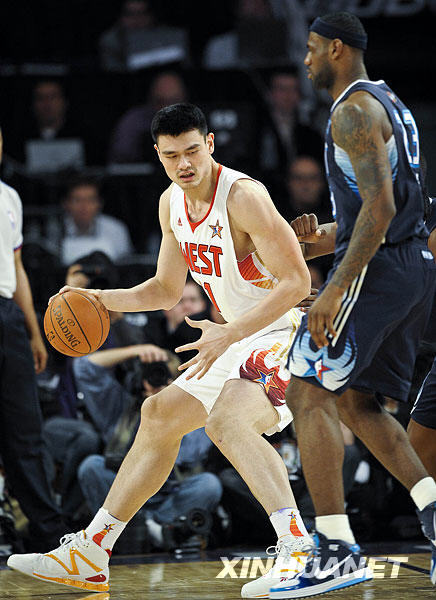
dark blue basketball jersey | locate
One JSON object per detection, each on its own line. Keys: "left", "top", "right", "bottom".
{"left": 325, "top": 79, "right": 427, "bottom": 255}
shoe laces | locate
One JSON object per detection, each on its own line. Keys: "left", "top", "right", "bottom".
{"left": 266, "top": 536, "right": 315, "bottom": 560}
{"left": 56, "top": 531, "right": 90, "bottom": 553}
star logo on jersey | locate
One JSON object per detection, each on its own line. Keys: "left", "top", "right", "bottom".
{"left": 177, "top": 217, "right": 183, "bottom": 226}
{"left": 303, "top": 357, "right": 332, "bottom": 383}
{"left": 209, "top": 219, "right": 223, "bottom": 238}
{"left": 253, "top": 366, "right": 281, "bottom": 395}
{"left": 387, "top": 91, "right": 398, "bottom": 104}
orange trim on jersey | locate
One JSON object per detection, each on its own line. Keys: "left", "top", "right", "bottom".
{"left": 238, "top": 253, "right": 275, "bottom": 290}
{"left": 184, "top": 164, "right": 223, "bottom": 233}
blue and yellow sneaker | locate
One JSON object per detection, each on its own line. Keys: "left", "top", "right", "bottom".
{"left": 269, "top": 532, "right": 373, "bottom": 599}
{"left": 417, "top": 501, "right": 436, "bottom": 584}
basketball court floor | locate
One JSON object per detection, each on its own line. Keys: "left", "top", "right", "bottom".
{"left": 0, "top": 541, "right": 434, "bottom": 599}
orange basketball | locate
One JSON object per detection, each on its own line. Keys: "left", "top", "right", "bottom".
{"left": 44, "top": 290, "right": 110, "bottom": 357}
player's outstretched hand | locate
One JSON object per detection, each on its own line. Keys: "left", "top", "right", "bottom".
{"left": 307, "top": 284, "right": 343, "bottom": 348}
{"left": 296, "top": 288, "right": 319, "bottom": 313}
{"left": 175, "top": 317, "right": 237, "bottom": 380}
{"left": 48, "top": 286, "right": 102, "bottom": 306}
{"left": 291, "top": 213, "right": 327, "bottom": 243}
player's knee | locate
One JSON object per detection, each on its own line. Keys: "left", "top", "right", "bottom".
{"left": 205, "top": 410, "right": 239, "bottom": 446}
{"left": 285, "top": 378, "right": 315, "bottom": 413}
{"left": 139, "top": 390, "right": 167, "bottom": 428}
{"left": 204, "top": 412, "right": 225, "bottom": 445}
{"left": 338, "top": 393, "right": 383, "bottom": 425}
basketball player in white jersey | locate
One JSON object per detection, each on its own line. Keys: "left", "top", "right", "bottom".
{"left": 8, "top": 103, "right": 314, "bottom": 597}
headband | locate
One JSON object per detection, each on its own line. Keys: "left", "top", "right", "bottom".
{"left": 310, "top": 17, "right": 368, "bottom": 51}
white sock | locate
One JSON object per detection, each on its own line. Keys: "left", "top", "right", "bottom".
{"left": 269, "top": 507, "right": 310, "bottom": 543}
{"left": 410, "top": 477, "right": 436, "bottom": 511}
{"left": 85, "top": 507, "right": 127, "bottom": 552}
{"left": 315, "top": 514, "right": 355, "bottom": 545}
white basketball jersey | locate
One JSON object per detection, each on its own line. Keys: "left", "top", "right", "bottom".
{"left": 169, "top": 164, "right": 302, "bottom": 333}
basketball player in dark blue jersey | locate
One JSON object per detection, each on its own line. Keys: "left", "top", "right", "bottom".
{"left": 270, "top": 12, "right": 436, "bottom": 599}
{"left": 408, "top": 196, "right": 436, "bottom": 582}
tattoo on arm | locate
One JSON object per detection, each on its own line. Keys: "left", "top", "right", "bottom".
{"left": 329, "top": 102, "right": 395, "bottom": 290}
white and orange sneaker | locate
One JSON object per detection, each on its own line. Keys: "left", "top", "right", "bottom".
{"left": 240, "top": 536, "right": 313, "bottom": 598}
{"left": 7, "top": 530, "right": 110, "bottom": 592}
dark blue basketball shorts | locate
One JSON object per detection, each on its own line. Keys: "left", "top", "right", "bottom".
{"left": 410, "top": 357, "right": 436, "bottom": 428}
{"left": 287, "top": 240, "right": 436, "bottom": 401}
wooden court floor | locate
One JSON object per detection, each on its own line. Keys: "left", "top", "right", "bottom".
{"left": 0, "top": 552, "right": 434, "bottom": 599}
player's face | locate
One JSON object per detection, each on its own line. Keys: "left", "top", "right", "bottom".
{"left": 304, "top": 33, "right": 334, "bottom": 91}
{"left": 65, "top": 185, "right": 101, "bottom": 228}
{"left": 155, "top": 130, "right": 214, "bottom": 189}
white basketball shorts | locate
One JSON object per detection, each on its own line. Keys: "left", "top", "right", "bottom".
{"left": 173, "top": 325, "right": 298, "bottom": 435}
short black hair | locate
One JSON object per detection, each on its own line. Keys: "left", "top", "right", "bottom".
{"left": 151, "top": 103, "right": 208, "bottom": 144}
{"left": 65, "top": 175, "right": 101, "bottom": 197}
{"left": 320, "top": 12, "right": 367, "bottom": 39}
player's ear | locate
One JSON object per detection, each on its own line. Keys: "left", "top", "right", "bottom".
{"left": 330, "top": 38, "right": 344, "bottom": 60}
{"left": 206, "top": 132, "right": 214, "bottom": 155}
{"left": 154, "top": 143, "right": 162, "bottom": 163}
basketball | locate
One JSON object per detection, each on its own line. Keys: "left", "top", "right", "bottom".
{"left": 44, "top": 290, "right": 110, "bottom": 357}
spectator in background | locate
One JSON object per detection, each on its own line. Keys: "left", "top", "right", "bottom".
{"left": 280, "top": 155, "right": 331, "bottom": 224}
{"left": 7, "top": 81, "right": 87, "bottom": 173}
{"left": 283, "top": 167, "right": 333, "bottom": 283}
{"left": 59, "top": 176, "right": 133, "bottom": 265}
{"left": 203, "top": 0, "right": 290, "bottom": 69}
{"left": 99, "top": 0, "right": 189, "bottom": 72}
{"left": 259, "top": 70, "right": 324, "bottom": 185}
{"left": 107, "top": 71, "right": 188, "bottom": 164}
{"left": 142, "top": 278, "right": 208, "bottom": 361}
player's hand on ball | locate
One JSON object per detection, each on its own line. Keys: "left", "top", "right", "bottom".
{"left": 291, "top": 213, "right": 326, "bottom": 243}
{"left": 48, "top": 286, "right": 102, "bottom": 306}
{"left": 175, "top": 317, "right": 237, "bottom": 380}
{"left": 297, "top": 288, "right": 319, "bottom": 313}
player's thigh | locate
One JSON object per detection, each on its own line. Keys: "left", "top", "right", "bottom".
{"left": 207, "top": 378, "right": 279, "bottom": 436}
{"left": 140, "top": 383, "right": 208, "bottom": 438}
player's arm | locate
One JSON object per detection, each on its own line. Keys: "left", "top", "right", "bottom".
{"left": 55, "top": 187, "right": 188, "bottom": 312}
{"left": 306, "top": 94, "right": 396, "bottom": 348}
{"left": 225, "top": 180, "right": 311, "bottom": 340}
{"left": 13, "top": 248, "right": 48, "bottom": 373}
{"left": 328, "top": 94, "right": 396, "bottom": 290}
{"left": 290, "top": 213, "right": 337, "bottom": 260}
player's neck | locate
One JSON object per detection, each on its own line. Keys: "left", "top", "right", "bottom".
{"left": 185, "top": 160, "right": 220, "bottom": 208}
{"left": 330, "top": 67, "right": 369, "bottom": 102}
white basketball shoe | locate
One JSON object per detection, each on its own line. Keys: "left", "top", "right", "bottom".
{"left": 240, "top": 536, "right": 314, "bottom": 598}
{"left": 7, "top": 530, "right": 110, "bottom": 592}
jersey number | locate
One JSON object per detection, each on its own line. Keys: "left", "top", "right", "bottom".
{"left": 203, "top": 282, "right": 221, "bottom": 313}
{"left": 395, "top": 108, "right": 420, "bottom": 169}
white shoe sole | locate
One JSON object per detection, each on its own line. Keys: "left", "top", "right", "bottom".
{"left": 269, "top": 568, "right": 373, "bottom": 598}
{"left": 7, "top": 557, "right": 109, "bottom": 592}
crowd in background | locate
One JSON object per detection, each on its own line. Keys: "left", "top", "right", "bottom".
{"left": 0, "top": 0, "right": 434, "bottom": 555}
